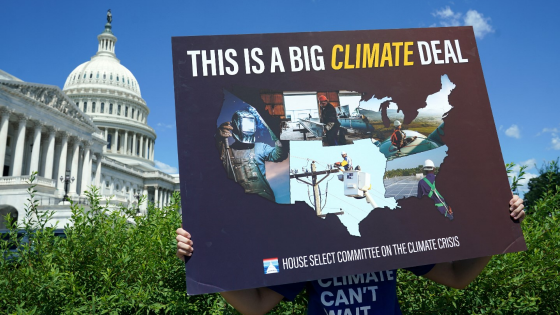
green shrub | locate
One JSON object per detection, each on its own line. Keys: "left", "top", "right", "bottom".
{"left": 524, "top": 159, "right": 560, "bottom": 211}
{"left": 0, "top": 175, "right": 305, "bottom": 314}
{"left": 397, "top": 161, "right": 560, "bottom": 314}
{"left": 2, "top": 162, "right": 559, "bottom": 314}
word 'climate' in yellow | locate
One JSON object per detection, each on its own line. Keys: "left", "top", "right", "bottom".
{"left": 331, "top": 42, "right": 414, "bottom": 70}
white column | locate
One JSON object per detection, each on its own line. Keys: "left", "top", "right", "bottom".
{"left": 69, "top": 139, "right": 80, "bottom": 196}
{"left": 56, "top": 133, "right": 68, "bottom": 196}
{"left": 141, "top": 186, "right": 148, "bottom": 213}
{"left": 87, "top": 147, "right": 93, "bottom": 190}
{"left": 103, "top": 128, "right": 108, "bottom": 153}
{"left": 124, "top": 131, "right": 128, "bottom": 155}
{"left": 154, "top": 186, "right": 159, "bottom": 208}
{"left": 151, "top": 140, "right": 155, "bottom": 161}
{"left": 29, "top": 122, "right": 43, "bottom": 174}
{"left": 12, "top": 116, "right": 28, "bottom": 176}
{"left": 44, "top": 128, "right": 56, "bottom": 179}
{"left": 113, "top": 129, "right": 119, "bottom": 153}
{"left": 0, "top": 109, "right": 11, "bottom": 176}
{"left": 139, "top": 135, "right": 144, "bottom": 158}
{"left": 95, "top": 154, "right": 102, "bottom": 188}
{"left": 132, "top": 133, "right": 137, "bottom": 156}
{"left": 145, "top": 138, "right": 149, "bottom": 159}
{"left": 80, "top": 143, "right": 91, "bottom": 195}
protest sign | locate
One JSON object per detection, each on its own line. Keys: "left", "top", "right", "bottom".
{"left": 171, "top": 26, "right": 526, "bottom": 295}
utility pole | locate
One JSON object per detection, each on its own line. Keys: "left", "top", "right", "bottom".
{"left": 312, "top": 162, "right": 321, "bottom": 216}
{"left": 290, "top": 161, "right": 339, "bottom": 216}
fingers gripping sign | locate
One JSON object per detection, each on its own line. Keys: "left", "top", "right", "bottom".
{"left": 176, "top": 228, "right": 193, "bottom": 262}
{"left": 509, "top": 194, "right": 525, "bottom": 222}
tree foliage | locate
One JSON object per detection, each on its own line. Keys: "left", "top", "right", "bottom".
{"left": 385, "top": 165, "right": 439, "bottom": 178}
{"left": 524, "top": 159, "right": 560, "bottom": 211}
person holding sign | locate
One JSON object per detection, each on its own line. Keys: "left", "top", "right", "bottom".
{"left": 176, "top": 195, "right": 525, "bottom": 315}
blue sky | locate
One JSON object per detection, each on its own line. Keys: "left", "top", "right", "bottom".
{"left": 1, "top": 0, "right": 558, "bottom": 191}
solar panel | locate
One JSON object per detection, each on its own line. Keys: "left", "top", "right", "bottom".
{"left": 383, "top": 176, "right": 419, "bottom": 200}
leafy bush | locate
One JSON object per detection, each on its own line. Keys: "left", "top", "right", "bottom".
{"left": 524, "top": 159, "right": 560, "bottom": 211}
{"left": 397, "top": 161, "right": 560, "bottom": 313}
{"left": 0, "top": 175, "right": 305, "bottom": 314}
{"left": 2, "top": 162, "right": 559, "bottom": 314}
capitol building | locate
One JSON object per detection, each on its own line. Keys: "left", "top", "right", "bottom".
{"left": 0, "top": 18, "right": 180, "bottom": 228}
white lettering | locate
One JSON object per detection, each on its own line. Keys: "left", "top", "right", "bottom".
{"left": 386, "top": 270, "right": 394, "bottom": 281}
{"left": 335, "top": 289, "right": 349, "bottom": 306}
{"left": 186, "top": 50, "right": 201, "bottom": 77}
{"left": 444, "top": 40, "right": 458, "bottom": 63}
{"left": 310, "top": 45, "right": 325, "bottom": 70}
{"left": 224, "top": 49, "right": 238, "bottom": 75}
{"left": 455, "top": 40, "right": 469, "bottom": 63}
{"left": 365, "top": 272, "right": 378, "bottom": 283}
{"left": 289, "top": 47, "right": 304, "bottom": 72}
{"left": 321, "top": 291, "right": 334, "bottom": 306}
{"left": 417, "top": 41, "right": 432, "bottom": 65}
{"left": 270, "top": 47, "right": 285, "bottom": 73}
{"left": 201, "top": 50, "right": 217, "bottom": 76}
{"left": 318, "top": 278, "right": 332, "bottom": 288}
{"left": 348, "top": 274, "right": 364, "bottom": 285}
{"left": 348, "top": 288, "right": 363, "bottom": 304}
{"left": 366, "top": 286, "right": 378, "bottom": 301}
{"left": 430, "top": 40, "right": 444, "bottom": 64}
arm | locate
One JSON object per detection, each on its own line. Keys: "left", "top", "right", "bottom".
{"left": 176, "top": 228, "right": 285, "bottom": 315}
{"left": 423, "top": 256, "right": 492, "bottom": 289}
{"left": 220, "top": 288, "right": 285, "bottom": 315}
{"left": 260, "top": 141, "right": 288, "bottom": 163}
{"left": 422, "top": 195, "right": 525, "bottom": 289}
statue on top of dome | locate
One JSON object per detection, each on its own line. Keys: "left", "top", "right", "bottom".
{"left": 107, "top": 9, "right": 112, "bottom": 24}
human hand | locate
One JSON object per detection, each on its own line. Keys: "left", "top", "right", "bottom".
{"left": 509, "top": 194, "right": 525, "bottom": 222}
{"left": 217, "top": 122, "right": 233, "bottom": 138}
{"left": 176, "top": 228, "right": 193, "bottom": 262}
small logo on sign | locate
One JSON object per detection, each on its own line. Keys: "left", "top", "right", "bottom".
{"left": 263, "top": 258, "right": 279, "bottom": 274}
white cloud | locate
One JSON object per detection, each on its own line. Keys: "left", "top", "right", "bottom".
{"left": 511, "top": 158, "right": 537, "bottom": 173}
{"left": 542, "top": 127, "right": 559, "bottom": 133}
{"left": 536, "top": 127, "right": 560, "bottom": 149}
{"left": 520, "top": 158, "right": 537, "bottom": 170}
{"left": 156, "top": 122, "right": 175, "bottom": 129}
{"left": 505, "top": 125, "right": 521, "bottom": 139}
{"left": 516, "top": 172, "right": 539, "bottom": 192}
{"left": 431, "top": 7, "right": 494, "bottom": 39}
{"left": 464, "top": 10, "right": 495, "bottom": 39}
{"left": 551, "top": 134, "right": 560, "bottom": 150}
{"left": 509, "top": 158, "right": 539, "bottom": 193}
{"left": 433, "top": 6, "right": 462, "bottom": 26}
{"left": 154, "top": 160, "right": 179, "bottom": 174}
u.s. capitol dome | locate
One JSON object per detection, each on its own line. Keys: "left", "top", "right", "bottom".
{"left": 63, "top": 20, "right": 156, "bottom": 170}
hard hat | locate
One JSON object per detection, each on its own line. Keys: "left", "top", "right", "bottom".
{"left": 394, "top": 120, "right": 401, "bottom": 127}
{"left": 424, "top": 159, "right": 435, "bottom": 170}
{"left": 341, "top": 151, "right": 346, "bottom": 155}
{"left": 318, "top": 95, "right": 328, "bottom": 101}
